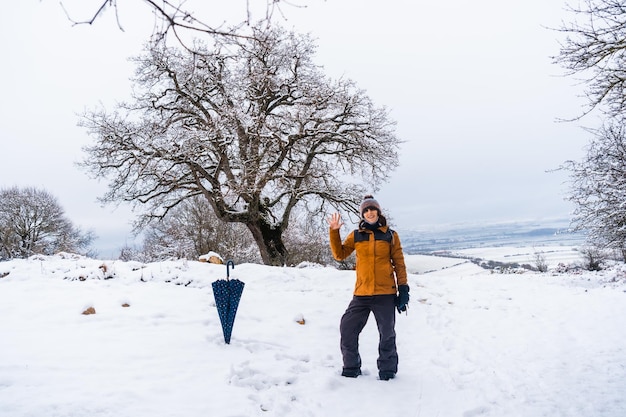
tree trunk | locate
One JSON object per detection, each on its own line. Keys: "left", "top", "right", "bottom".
{"left": 246, "top": 221, "right": 288, "bottom": 266}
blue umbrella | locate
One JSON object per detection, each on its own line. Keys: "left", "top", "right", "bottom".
{"left": 212, "top": 260, "right": 245, "bottom": 344}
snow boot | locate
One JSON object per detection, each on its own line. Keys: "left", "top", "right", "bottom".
{"left": 379, "top": 371, "right": 395, "bottom": 381}
{"left": 341, "top": 367, "right": 362, "bottom": 378}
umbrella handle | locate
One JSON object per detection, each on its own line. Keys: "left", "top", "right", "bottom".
{"left": 226, "top": 259, "right": 235, "bottom": 280}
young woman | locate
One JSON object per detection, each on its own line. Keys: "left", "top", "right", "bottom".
{"left": 327, "top": 195, "right": 409, "bottom": 380}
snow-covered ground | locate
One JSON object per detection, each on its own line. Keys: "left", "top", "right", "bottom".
{"left": 1, "top": 248, "right": 625, "bottom": 417}
{"left": 452, "top": 245, "right": 583, "bottom": 266}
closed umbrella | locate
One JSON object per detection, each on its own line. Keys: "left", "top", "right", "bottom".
{"left": 212, "top": 260, "right": 245, "bottom": 344}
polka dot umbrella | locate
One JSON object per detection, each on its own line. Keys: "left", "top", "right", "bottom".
{"left": 212, "top": 260, "right": 245, "bottom": 344}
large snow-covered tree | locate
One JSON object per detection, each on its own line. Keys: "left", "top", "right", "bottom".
{"left": 80, "top": 24, "right": 400, "bottom": 265}
{"left": 0, "top": 187, "right": 94, "bottom": 259}
{"left": 563, "top": 121, "right": 626, "bottom": 259}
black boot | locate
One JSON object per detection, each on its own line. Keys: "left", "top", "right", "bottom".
{"left": 379, "top": 371, "right": 395, "bottom": 381}
{"left": 341, "top": 367, "right": 362, "bottom": 378}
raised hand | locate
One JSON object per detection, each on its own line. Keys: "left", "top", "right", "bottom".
{"left": 326, "top": 212, "right": 344, "bottom": 230}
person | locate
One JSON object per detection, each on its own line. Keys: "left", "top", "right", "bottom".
{"left": 327, "top": 195, "right": 410, "bottom": 380}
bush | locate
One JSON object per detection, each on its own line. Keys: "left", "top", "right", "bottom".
{"left": 534, "top": 250, "right": 548, "bottom": 273}
{"left": 580, "top": 246, "right": 606, "bottom": 271}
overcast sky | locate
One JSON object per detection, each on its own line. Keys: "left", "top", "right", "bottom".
{"left": 1, "top": 1, "right": 596, "bottom": 257}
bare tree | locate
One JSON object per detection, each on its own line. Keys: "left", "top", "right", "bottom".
{"left": 555, "top": 1, "right": 626, "bottom": 259}
{"left": 0, "top": 186, "right": 95, "bottom": 259}
{"left": 140, "top": 196, "right": 260, "bottom": 263}
{"left": 562, "top": 121, "right": 626, "bottom": 259}
{"left": 554, "top": 0, "right": 626, "bottom": 118}
{"left": 79, "top": 24, "right": 400, "bottom": 265}
{"left": 282, "top": 211, "right": 336, "bottom": 266}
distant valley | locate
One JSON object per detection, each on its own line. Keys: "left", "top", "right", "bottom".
{"left": 397, "top": 219, "right": 585, "bottom": 254}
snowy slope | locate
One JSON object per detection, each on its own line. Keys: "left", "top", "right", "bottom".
{"left": 1, "top": 251, "right": 625, "bottom": 417}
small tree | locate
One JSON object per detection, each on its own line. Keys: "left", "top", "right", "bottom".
{"left": 282, "top": 212, "right": 335, "bottom": 266}
{"left": 80, "top": 24, "right": 400, "bottom": 266}
{"left": 139, "top": 196, "right": 260, "bottom": 263}
{"left": 0, "top": 186, "right": 94, "bottom": 259}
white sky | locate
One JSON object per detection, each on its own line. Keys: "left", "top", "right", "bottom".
{"left": 0, "top": 0, "right": 596, "bottom": 257}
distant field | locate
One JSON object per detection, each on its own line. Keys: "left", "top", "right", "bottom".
{"left": 399, "top": 220, "right": 587, "bottom": 274}
{"left": 450, "top": 245, "right": 581, "bottom": 266}
{"left": 403, "top": 254, "right": 471, "bottom": 275}
{"left": 404, "top": 245, "right": 583, "bottom": 275}
{"left": 398, "top": 220, "right": 585, "bottom": 254}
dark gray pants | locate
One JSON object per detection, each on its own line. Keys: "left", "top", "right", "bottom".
{"left": 340, "top": 294, "right": 398, "bottom": 373}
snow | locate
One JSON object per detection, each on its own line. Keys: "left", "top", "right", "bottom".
{"left": 1, "top": 249, "right": 626, "bottom": 417}
{"left": 452, "top": 245, "right": 583, "bottom": 266}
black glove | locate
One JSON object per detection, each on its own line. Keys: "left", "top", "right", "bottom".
{"left": 396, "top": 285, "right": 409, "bottom": 313}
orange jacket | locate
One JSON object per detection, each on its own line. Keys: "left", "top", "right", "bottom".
{"left": 329, "top": 225, "right": 408, "bottom": 296}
